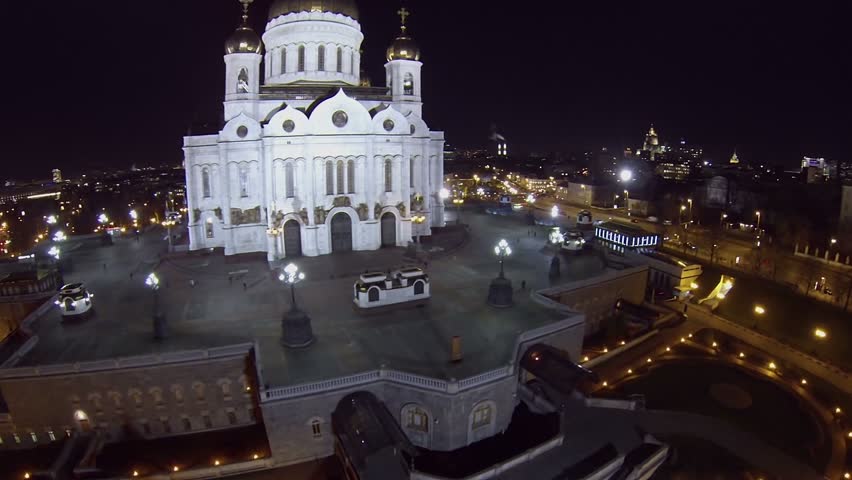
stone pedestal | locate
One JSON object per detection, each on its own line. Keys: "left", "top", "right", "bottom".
{"left": 282, "top": 309, "right": 315, "bottom": 348}
{"left": 487, "top": 276, "right": 513, "bottom": 308}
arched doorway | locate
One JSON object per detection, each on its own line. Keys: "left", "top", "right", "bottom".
{"left": 283, "top": 220, "right": 302, "bottom": 257}
{"left": 331, "top": 213, "right": 353, "bottom": 252}
{"left": 381, "top": 212, "right": 396, "bottom": 247}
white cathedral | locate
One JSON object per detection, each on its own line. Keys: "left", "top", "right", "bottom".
{"left": 183, "top": 0, "right": 445, "bottom": 260}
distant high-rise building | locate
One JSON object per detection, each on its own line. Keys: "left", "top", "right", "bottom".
{"left": 51, "top": 169, "right": 62, "bottom": 183}
{"left": 840, "top": 185, "right": 852, "bottom": 234}
{"left": 641, "top": 125, "right": 662, "bottom": 162}
{"left": 801, "top": 156, "right": 829, "bottom": 183}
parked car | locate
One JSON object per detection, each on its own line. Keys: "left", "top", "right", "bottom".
{"left": 55, "top": 283, "right": 94, "bottom": 317}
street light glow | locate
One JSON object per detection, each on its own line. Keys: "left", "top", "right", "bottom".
{"left": 439, "top": 188, "right": 450, "bottom": 200}
{"left": 47, "top": 246, "right": 60, "bottom": 260}
{"left": 279, "top": 263, "right": 306, "bottom": 285}
{"left": 814, "top": 328, "right": 827, "bottom": 339}
{"left": 53, "top": 230, "right": 67, "bottom": 242}
{"left": 526, "top": 194, "right": 535, "bottom": 203}
{"left": 130, "top": 210, "right": 138, "bottom": 220}
{"left": 98, "top": 213, "right": 109, "bottom": 224}
{"left": 494, "top": 239, "right": 512, "bottom": 257}
{"left": 46, "top": 215, "right": 57, "bottom": 225}
{"left": 145, "top": 273, "right": 160, "bottom": 289}
{"left": 619, "top": 169, "right": 633, "bottom": 182}
{"left": 689, "top": 282, "right": 699, "bottom": 289}
{"left": 754, "top": 305, "right": 766, "bottom": 315}
{"left": 551, "top": 205, "right": 559, "bottom": 218}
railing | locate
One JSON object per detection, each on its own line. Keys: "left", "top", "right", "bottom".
{"left": 262, "top": 365, "right": 516, "bottom": 402}
{"left": 0, "top": 343, "right": 254, "bottom": 379}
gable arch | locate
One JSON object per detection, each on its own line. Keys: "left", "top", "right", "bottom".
{"left": 371, "top": 105, "right": 410, "bottom": 135}
{"left": 309, "top": 89, "right": 372, "bottom": 135}
{"left": 221, "top": 112, "right": 261, "bottom": 142}
{"left": 265, "top": 106, "right": 311, "bottom": 137}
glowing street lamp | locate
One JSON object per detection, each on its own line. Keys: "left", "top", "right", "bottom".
{"left": 146, "top": 272, "right": 164, "bottom": 338}
{"left": 814, "top": 328, "right": 827, "bottom": 340}
{"left": 754, "top": 305, "right": 766, "bottom": 315}
{"left": 526, "top": 194, "right": 535, "bottom": 204}
{"left": 755, "top": 211, "right": 761, "bottom": 231}
{"left": 439, "top": 188, "right": 450, "bottom": 200}
{"left": 46, "top": 215, "right": 57, "bottom": 225}
{"left": 494, "top": 239, "right": 512, "bottom": 278}
{"left": 129, "top": 210, "right": 138, "bottom": 221}
{"left": 53, "top": 230, "right": 67, "bottom": 242}
{"left": 619, "top": 169, "right": 633, "bottom": 182}
{"left": 98, "top": 213, "right": 109, "bottom": 225}
{"left": 47, "top": 246, "right": 60, "bottom": 260}
{"left": 549, "top": 228, "right": 564, "bottom": 246}
{"left": 551, "top": 205, "right": 559, "bottom": 219}
{"left": 279, "top": 263, "right": 306, "bottom": 311}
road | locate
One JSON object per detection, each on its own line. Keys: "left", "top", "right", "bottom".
{"left": 523, "top": 194, "right": 852, "bottom": 312}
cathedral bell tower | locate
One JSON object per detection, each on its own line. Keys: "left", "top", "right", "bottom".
{"left": 385, "top": 7, "right": 423, "bottom": 118}
{"left": 224, "top": 0, "right": 263, "bottom": 119}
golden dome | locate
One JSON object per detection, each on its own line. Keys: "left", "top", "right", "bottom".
{"left": 387, "top": 33, "right": 420, "bottom": 62}
{"left": 268, "top": 0, "right": 359, "bottom": 21}
{"left": 225, "top": 25, "right": 262, "bottom": 55}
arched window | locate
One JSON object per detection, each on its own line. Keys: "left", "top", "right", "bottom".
{"left": 409, "top": 157, "right": 415, "bottom": 188}
{"left": 347, "top": 159, "right": 355, "bottom": 194}
{"left": 201, "top": 167, "right": 211, "bottom": 198}
{"left": 284, "top": 163, "right": 295, "bottom": 198}
{"left": 239, "top": 166, "right": 249, "bottom": 198}
{"left": 384, "top": 159, "right": 393, "bottom": 192}
{"left": 337, "top": 47, "right": 343, "bottom": 73}
{"left": 403, "top": 72, "right": 414, "bottom": 95}
{"left": 325, "top": 161, "right": 334, "bottom": 195}
{"left": 471, "top": 402, "right": 493, "bottom": 429}
{"left": 405, "top": 405, "right": 429, "bottom": 432}
{"left": 298, "top": 45, "right": 306, "bottom": 72}
{"left": 336, "top": 160, "right": 345, "bottom": 194}
{"left": 414, "top": 280, "right": 425, "bottom": 295}
{"left": 318, "top": 45, "right": 326, "bottom": 71}
{"left": 368, "top": 287, "right": 380, "bottom": 302}
{"left": 280, "top": 47, "right": 287, "bottom": 74}
{"left": 237, "top": 68, "right": 249, "bottom": 93}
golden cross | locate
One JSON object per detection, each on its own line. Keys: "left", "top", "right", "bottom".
{"left": 397, "top": 7, "right": 410, "bottom": 27}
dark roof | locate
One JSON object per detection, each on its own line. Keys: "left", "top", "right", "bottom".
{"left": 520, "top": 344, "right": 598, "bottom": 396}
{"left": 332, "top": 391, "right": 416, "bottom": 479}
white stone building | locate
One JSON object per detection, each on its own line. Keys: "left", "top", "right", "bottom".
{"left": 183, "top": 0, "right": 445, "bottom": 260}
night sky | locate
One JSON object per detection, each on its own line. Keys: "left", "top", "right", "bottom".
{"left": 2, "top": 0, "right": 850, "bottom": 179}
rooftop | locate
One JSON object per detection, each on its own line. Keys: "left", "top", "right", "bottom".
{"left": 597, "top": 221, "right": 655, "bottom": 238}
{"left": 9, "top": 213, "right": 607, "bottom": 387}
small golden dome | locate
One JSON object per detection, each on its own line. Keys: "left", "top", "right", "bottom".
{"left": 225, "top": 26, "right": 262, "bottom": 55}
{"left": 387, "top": 34, "right": 420, "bottom": 62}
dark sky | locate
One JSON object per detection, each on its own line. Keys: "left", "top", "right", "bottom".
{"left": 2, "top": 0, "right": 850, "bottom": 179}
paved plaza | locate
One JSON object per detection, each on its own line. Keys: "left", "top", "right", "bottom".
{"left": 16, "top": 213, "right": 606, "bottom": 387}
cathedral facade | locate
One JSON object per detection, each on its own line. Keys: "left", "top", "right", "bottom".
{"left": 183, "top": 0, "right": 445, "bottom": 260}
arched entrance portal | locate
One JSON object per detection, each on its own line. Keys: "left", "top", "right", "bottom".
{"left": 331, "top": 213, "right": 353, "bottom": 252}
{"left": 283, "top": 220, "right": 302, "bottom": 257}
{"left": 381, "top": 212, "right": 396, "bottom": 247}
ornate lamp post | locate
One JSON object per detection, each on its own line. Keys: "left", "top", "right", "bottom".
{"left": 279, "top": 263, "right": 314, "bottom": 348}
{"left": 488, "top": 239, "right": 514, "bottom": 307}
{"left": 146, "top": 273, "right": 165, "bottom": 339}
{"left": 548, "top": 229, "right": 564, "bottom": 278}
{"left": 162, "top": 218, "right": 177, "bottom": 252}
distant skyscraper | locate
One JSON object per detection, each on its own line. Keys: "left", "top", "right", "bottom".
{"left": 52, "top": 169, "right": 62, "bottom": 183}
{"left": 641, "top": 125, "right": 662, "bottom": 162}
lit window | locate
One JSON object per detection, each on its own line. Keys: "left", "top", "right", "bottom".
{"left": 472, "top": 403, "right": 492, "bottom": 429}
{"left": 47, "top": 430, "right": 56, "bottom": 442}
{"left": 406, "top": 407, "right": 428, "bottom": 432}
{"left": 403, "top": 73, "right": 414, "bottom": 95}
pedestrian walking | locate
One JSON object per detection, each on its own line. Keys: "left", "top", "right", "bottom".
{"left": 521, "top": 280, "right": 526, "bottom": 290}
{"left": 243, "top": 282, "right": 247, "bottom": 291}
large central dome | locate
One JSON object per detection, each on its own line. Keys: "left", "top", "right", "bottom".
{"left": 268, "top": 0, "right": 359, "bottom": 21}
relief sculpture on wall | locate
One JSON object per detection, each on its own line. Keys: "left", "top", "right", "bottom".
{"left": 230, "top": 206, "right": 261, "bottom": 225}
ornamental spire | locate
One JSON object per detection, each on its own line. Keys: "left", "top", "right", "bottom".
{"left": 239, "top": 0, "right": 253, "bottom": 25}
{"left": 397, "top": 7, "right": 410, "bottom": 33}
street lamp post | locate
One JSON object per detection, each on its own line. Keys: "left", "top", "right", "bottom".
{"left": 162, "top": 219, "right": 176, "bottom": 253}
{"left": 278, "top": 263, "right": 314, "bottom": 348}
{"left": 411, "top": 214, "right": 426, "bottom": 245}
{"left": 145, "top": 273, "right": 165, "bottom": 339}
{"left": 487, "top": 239, "right": 514, "bottom": 307}
{"left": 548, "top": 229, "right": 564, "bottom": 278}
{"left": 720, "top": 212, "right": 728, "bottom": 228}
{"left": 624, "top": 190, "right": 630, "bottom": 215}
{"left": 687, "top": 198, "right": 693, "bottom": 226}
{"left": 755, "top": 211, "right": 761, "bottom": 232}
